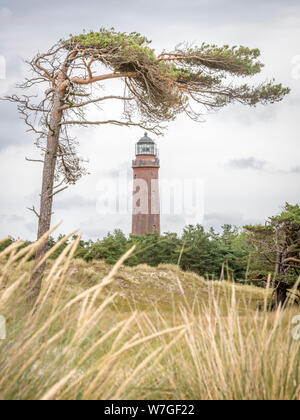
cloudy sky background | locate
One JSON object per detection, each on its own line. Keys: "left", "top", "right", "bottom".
{"left": 0, "top": 0, "right": 299, "bottom": 240}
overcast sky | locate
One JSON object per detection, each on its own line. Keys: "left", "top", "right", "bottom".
{"left": 0, "top": 0, "right": 299, "bottom": 240}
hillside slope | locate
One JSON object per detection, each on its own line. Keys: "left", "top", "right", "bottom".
{"left": 62, "top": 259, "right": 268, "bottom": 313}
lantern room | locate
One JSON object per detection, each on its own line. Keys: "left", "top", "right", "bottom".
{"left": 135, "top": 132, "right": 158, "bottom": 156}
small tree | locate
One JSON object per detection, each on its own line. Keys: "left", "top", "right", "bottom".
{"left": 210, "top": 225, "right": 251, "bottom": 280}
{"left": 245, "top": 204, "right": 300, "bottom": 308}
{"left": 180, "top": 224, "right": 218, "bottom": 275}
{"left": 4, "top": 29, "right": 289, "bottom": 302}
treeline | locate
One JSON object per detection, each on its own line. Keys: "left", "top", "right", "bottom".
{"left": 2, "top": 203, "right": 299, "bottom": 287}
{"left": 1, "top": 224, "right": 251, "bottom": 280}
{"left": 77, "top": 224, "right": 251, "bottom": 280}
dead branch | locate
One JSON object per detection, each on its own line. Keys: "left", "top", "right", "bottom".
{"left": 283, "top": 257, "right": 300, "bottom": 265}
{"left": 59, "top": 95, "right": 134, "bottom": 111}
{"left": 49, "top": 186, "right": 68, "bottom": 198}
{"left": 27, "top": 206, "right": 40, "bottom": 219}
{"left": 70, "top": 71, "right": 136, "bottom": 85}
{"left": 25, "top": 157, "right": 44, "bottom": 163}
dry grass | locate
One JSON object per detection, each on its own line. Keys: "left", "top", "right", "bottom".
{"left": 0, "top": 233, "right": 299, "bottom": 400}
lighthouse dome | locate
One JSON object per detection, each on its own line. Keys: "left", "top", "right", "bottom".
{"left": 136, "top": 133, "right": 157, "bottom": 156}
{"left": 137, "top": 132, "right": 155, "bottom": 144}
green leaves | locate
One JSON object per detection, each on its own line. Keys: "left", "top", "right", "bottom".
{"left": 182, "top": 44, "right": 264, "bottom": 76}
{"left": 64, "top": 29, "right": 290, "bottom": 120}
{"left": 70, "top": 29, "right": 151, "bottom": 50}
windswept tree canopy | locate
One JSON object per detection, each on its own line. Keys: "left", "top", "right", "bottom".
{"left": 6, "top": 28, "right": 289, "bottom": 185}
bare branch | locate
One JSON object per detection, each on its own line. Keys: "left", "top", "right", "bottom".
{"left": 70, "top": 71, "right": 137, "bottom": 85}
{"left": 49, "top": 186, "right": 68, "bottom": 198}
{"left": 283, "top": 257, "right": 300, "bottom": 265}
{"left": 53, "top": 178, "right": 67, "bottom": 190}
{"left": 60, "top": 118, "right": 163, "bottom": 134}
{"left": 27, "top": 206, "right": 40, "bottom": 219}
{"left": 25, "top": 157, "right": 44, "bottom": 163}
{"left": 59, "top": 95, "right": 134, "bottom": 110}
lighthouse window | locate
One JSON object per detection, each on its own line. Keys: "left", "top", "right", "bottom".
{"left": 142, "top": 145, "right": 150, "bottom": 153}
{"left": 136, "top": 143, "right": 156, "bottom": 156}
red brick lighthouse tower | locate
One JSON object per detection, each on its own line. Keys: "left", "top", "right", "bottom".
{"left": 132, "top": 133, "right": 160, "bottom": 235}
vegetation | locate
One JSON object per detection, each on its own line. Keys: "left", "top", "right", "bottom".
{"left": 4, "top": 204, "right": 300, "bottom": 309}
{"left": 245, "top": 203, "right": 300, "bottom": 307}
{"left": 3, "top": 28, "right": 289, "bottom": 302}
{"left": 0, "top": 233, "right": 299, "bottom": 400}
{"left": 0, "top": 225, "right": 252, "bottom": 278}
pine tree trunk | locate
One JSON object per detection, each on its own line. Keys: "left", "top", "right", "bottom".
{"left": 275, "top": 282, "right": 288, "bottom": 309}
{"left": 273, "top": 252, "right": 289, "bottom": 309}
{"left": 27, "top": 72, "right": 67, "bottom": 304}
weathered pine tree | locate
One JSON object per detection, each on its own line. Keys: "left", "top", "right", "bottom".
{"left": 4, "top": 29, "right": 290, "bottom": 302}
{"left": 245, "top": 204, "right": 300, "bottom": 308}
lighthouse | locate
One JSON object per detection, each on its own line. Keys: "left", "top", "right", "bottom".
{"left": 132, "top": 133, "right": 161, "bottom": 235}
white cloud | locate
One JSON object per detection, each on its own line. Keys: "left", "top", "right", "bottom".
{"left": 228, "top": 157, "right": 267, "bottom": 171}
